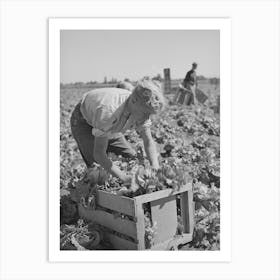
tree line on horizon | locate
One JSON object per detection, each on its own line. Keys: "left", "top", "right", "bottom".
{"left": 60, "top": 74, "right": 219, "bottom": 88}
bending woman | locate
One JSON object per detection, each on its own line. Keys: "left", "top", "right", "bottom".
{"left": 70, "top": 78, "right": 165, "bottom": 185}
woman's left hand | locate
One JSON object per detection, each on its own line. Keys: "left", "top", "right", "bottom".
{"left": 151, "top": 166, "right": 159, "bottom": 173}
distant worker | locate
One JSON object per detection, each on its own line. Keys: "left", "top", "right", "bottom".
{"left": 182, "top": 62, "right": 198, "bottom": 105}
{"left": 174, "top": 62, "right": 198, "bottom": 105}
{"left": 116, "top": 81, "right": 134, "bottom": 91}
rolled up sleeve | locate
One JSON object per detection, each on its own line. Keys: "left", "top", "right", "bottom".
{"left": 91, "top": 106, "right": 114, "bottom": 137}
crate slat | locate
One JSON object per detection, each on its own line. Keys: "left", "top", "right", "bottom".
{"left": 135, "top": 202, "right": 146, "bottom": 250}
{"left": 78, "top": 205, "right": 137, "bottom": 239}
{"left": 96, "top": 190, "right": 135, "bottom": 216}
{"left": 150, "top": 196, "right": 178, "bottom": 244}
{"left": 180, "top": 190, "right": 194, "bottom": 234}
{"left": 135, "top": 183, "right": 192, "bottom": 204}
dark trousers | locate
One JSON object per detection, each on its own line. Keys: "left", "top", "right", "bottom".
{"left": 70, "top": 103, "right": 136, "bottom": 167}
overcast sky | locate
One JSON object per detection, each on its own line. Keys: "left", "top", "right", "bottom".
{"left": 60, "top": 30, "right": 219, "bottom": 83}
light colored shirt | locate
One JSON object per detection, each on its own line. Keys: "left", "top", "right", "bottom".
{"left": 80, "top": 87, "right": 152, "bottom": 138}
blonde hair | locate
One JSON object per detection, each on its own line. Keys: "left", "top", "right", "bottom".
{"left": 131, "top": 78, "right": 165, "bottom": 114}
{"left": 116, "top": 81, "right": 134, "bottom": 91}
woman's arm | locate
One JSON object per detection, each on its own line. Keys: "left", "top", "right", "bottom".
{"left": 93, "top": 136, "right": 129, "bottom": 182}
{"left": 139, "top": 127, "right": 159, "bottom": 170}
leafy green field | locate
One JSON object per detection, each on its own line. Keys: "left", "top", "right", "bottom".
{"left": 60, "top": 81, "right": 220, "bottom": 250}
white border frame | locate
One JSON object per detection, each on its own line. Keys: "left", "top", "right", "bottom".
{"left": 49, "top": 18, "right": 231, "bottom": 262}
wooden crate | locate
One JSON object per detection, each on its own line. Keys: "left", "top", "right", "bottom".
{"left": 78, "top": 183, "right": 194, "bottom": 250}
{"left": 173, "top": 87, "right": 193, "bottom": 105}
{"left": 195, "top": 88, "right": 208, "bottom": 104}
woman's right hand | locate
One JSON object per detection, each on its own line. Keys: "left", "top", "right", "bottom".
{"left": 122, "top": 174, "right": 132, "bottom": 186}
{"left": 119, "top": 174, "right": 139, "bottom": 194}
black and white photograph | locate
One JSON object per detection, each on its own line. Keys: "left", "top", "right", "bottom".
{"left": 48, "top": 18, "right": 231, "bottom": 262}
{"left": 57, "top": 24, "right": 224, "bottom": 252}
